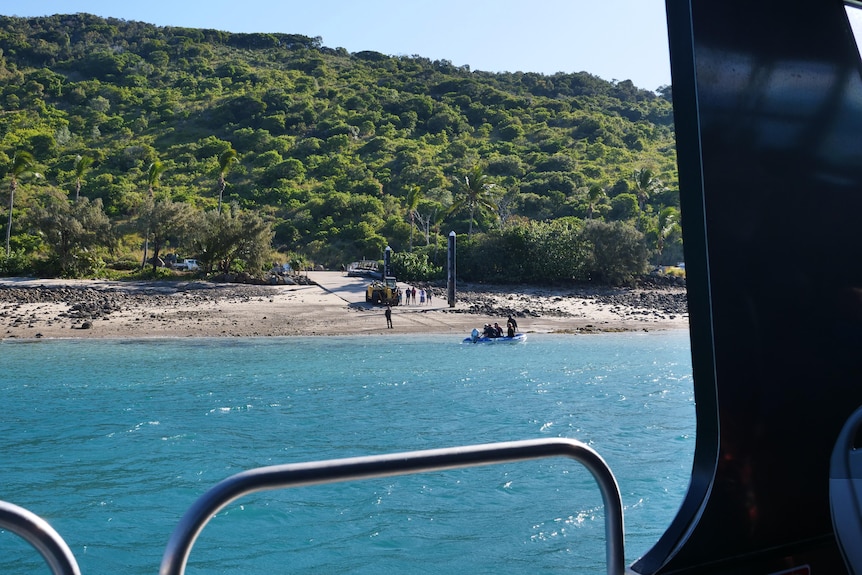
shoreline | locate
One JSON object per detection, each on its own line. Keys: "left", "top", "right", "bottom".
{"left": 0, "top": 273, "right": 689, "bottom": 340}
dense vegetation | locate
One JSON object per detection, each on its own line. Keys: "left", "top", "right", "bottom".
{"left": 0, "top": 13, "right": 682, "bottom": 285}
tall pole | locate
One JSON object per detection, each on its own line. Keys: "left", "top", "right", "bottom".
{"left": 384, "top": 245, "right": 392, "bottom": 277}
{"left": 447, "top": 231, "right": 456, "bottom": 307}
{"left": 5, "top": 180, "right": 15, "bottom": 257}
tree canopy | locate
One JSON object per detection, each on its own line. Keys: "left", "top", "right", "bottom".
{"left": 0, "top": 13, "right": 682, "bottom": 284}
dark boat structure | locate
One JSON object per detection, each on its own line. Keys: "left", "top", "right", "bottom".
{"left": 634, "top": 0, "right": 862, "bottom": 572}
{"left": 7, "top": 0, "right": 862, "bottom": 573}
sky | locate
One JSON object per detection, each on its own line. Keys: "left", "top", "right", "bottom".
{"left": 6, "top": 1, "right": 673, "bottom": 91}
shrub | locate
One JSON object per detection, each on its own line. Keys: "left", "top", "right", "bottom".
{"left": 392, "top": 251, "right": 443, "bottom": 282}
{"left": 0, "top": 250, "right": 33, "bottom": 276}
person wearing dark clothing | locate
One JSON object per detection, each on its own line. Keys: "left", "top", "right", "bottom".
{"left": 385, "top": 305, "right": 393, "bottom": 328}
{"left": 493, "top": 323, "right": 503, "bottom": 337}
{"left": 507, "top": 315, "right": 518, "bottom": 330}
{"left": 507, "top": 323, "right": 515, "bottom": 338}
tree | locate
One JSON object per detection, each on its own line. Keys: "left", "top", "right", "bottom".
{"left": 217, "top": 148, "right": 238, "bottom": 214}
{"left": 655, "top": 206, "right": 681, "bottom": 263}
{"left": 447, "top": 165, "right": 500, "bottom": 237}
{"left": 146, "top": 161, "right": 165, "bottom": 198}
{"left": 412, "top": 202, "right": 440, "bottom": 247}
{"left": 6, "top": 151, "right": 39, "bottom": 257}
{"left": 187, "top": 205, "right": 273, "bottom": 274}
{"left": 581, "top": 219, "right": 648, "bottom": 285}
{"left": 406, "top": 185, "right": 422, "bottom": 250}
{"left": 391, "top": 250, "right": 442, "bottom": 282}
{"left": 30, "top": 189, "right": 112, "bottom": 276}
{"left": 288, "top": 253, "right": 309, "bottom": 276}
{"left": 586, "top": 184, "right": 606, "bottom": 220}
{"left": 230, "top": 209, "right": 275, "bottom": 273}
{"left": 609, "top": 193, "right": 639, "bottom": 221}
{"left": 140, "top": 161, "right": 165, "bottom": 268}
{"left": 73, "top": 154, "right": 94, "bottom": 202}
{"left": 0, "top": 15, "right": 682, "bottom": 278}
{"left": 496, "top": 188, "right": 520, "bottom": 229}
{"left": 137, "top": 196, "right": 188, "bottom": 272}
{"left": 632, "top": 167, "right": 664, "bottom": 212}
{"left": 430, "top": 207, "right": 447, "bottom": 264}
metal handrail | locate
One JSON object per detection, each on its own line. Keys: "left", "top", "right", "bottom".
{"left": 160, "top": 437, "right": 626, "bottom": 575}
{"left": 0, "top": 500, "right": 81, "bottom": 575}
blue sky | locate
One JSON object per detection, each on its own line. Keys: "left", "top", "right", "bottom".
{"left": 7, "top": 1, "right": 672, "bottom": 91}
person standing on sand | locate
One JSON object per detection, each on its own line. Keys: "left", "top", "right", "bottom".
{"left": 385, "top": 305, "right": 393, "bottom": 328}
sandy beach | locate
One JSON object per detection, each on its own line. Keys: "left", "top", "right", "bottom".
{"left": 0, "top": 272, "right": 688, "bottom": 339}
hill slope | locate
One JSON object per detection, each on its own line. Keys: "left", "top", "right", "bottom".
{"left": 0, "top": 13, "right": 679, "bottom": 279}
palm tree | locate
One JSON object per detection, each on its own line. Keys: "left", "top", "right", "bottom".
{"left": 141, "top": 161, "right": 165, "bottom": 269}
{"left": 406, "top": 185, "right": 422, "bottom": 250}
{"left": 632, "top": 167, "right": 664, "bottom": 212}
{"left": 447, "top": 165, "right": 499, "bottom": 237}
{"left": 656, "top": 206, "right": 681, "bottom": 260}
{"left": 216, "top": 149, "right": 238, "bottom": 214}
{"left": 6, "top": 151, "right": 37, "bottom": 257}
{"left": 146, "top": 161, "right": 165, "bottom": 198}
{"left": 73, "top": 155, "right": 94, "bottom": 202}
{"left": 587, "top": 184, "right": 606, "bottom": 220}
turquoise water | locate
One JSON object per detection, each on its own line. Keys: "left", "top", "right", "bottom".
{"left": 0, "top": 331, "right": 694, "bottom": 574}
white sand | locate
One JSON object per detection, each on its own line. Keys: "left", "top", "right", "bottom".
{"left": 0, "top": 272, "right": 688, "bottom": 339}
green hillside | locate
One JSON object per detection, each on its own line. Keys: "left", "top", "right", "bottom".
{"left": 0, "top": 13, "right": 680, "bottom": 284}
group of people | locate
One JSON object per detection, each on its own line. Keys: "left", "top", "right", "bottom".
{"left": 480, "top": 316, "right": 518, "bottom": 338}
{"left": 384, "top": 287, "right": 434, "bottom": 329}
{"left": 401, "top": 286, "right": 430, "bottom": 305}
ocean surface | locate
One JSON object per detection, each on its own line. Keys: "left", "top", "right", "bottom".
{"left": 0, "top": 331, "right": 694, "bottom": 574}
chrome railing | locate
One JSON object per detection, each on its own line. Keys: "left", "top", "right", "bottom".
{"left": 0, "top": 500, "right": 81, "bottom": 575}
{"left": 160, "top": 437, "right": 626, "bottom": 575}
{"left": 2, "top": 438, "right": 625, "bottom": 574}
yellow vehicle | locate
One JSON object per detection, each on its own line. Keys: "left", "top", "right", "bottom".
{"left": 365, "top": 276, "right": 401, "bottom": 305}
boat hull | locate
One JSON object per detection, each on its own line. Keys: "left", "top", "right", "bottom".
{"left": 462, "top": 333, "right": 526, "bottom": 344}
